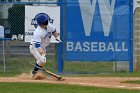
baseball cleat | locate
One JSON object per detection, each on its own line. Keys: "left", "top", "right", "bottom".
{"left": 32, "top": 71, "right": 37, "bottom": 77}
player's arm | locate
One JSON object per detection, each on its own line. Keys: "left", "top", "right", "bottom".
{"left": 33, "top": 33, "right": 45, "bottom": 55}
{"left": 52, "top": 30, "right": 62, "bottom": 42}
{"left": 35, "top": 42, "right": 45, "bottom": 56}
{"left": 50, "top": 24, "right": 62, "bottom": 42}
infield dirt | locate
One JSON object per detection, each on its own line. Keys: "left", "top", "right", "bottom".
{"left": 0, "top": 73, "right": 140, "bottom": 90}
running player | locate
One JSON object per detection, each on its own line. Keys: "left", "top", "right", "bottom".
{"left": 29, "top": 13, "right": 61, "bottom": 77}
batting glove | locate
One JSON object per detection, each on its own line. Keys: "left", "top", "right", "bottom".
{"left": 55, "top": 37, "right": 62, "bottom": 43}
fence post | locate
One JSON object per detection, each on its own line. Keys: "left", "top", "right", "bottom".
{"left": 5, "top": 40, "right": 10, "bottom": 57}
{"left": 58, "top": 0, "right": 63, "bottom": 73}
{"left": 129, "top": 0, "right": 134, "bottom": 72}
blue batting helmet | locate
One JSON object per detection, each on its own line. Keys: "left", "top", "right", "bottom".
{"left": 35, "top": 13, "right": 49, "bottom": 25}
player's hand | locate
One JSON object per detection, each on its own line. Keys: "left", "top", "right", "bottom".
{"left": 40, "top": 52, "right": 45, "bottom": 56}
{"left": 55, "top": 37, "right": 62, "bottom": 43}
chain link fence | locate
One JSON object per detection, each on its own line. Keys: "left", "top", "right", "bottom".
{"left": 0, "top": 2, "right": 58, "bottom": 76}
{"left": 0, "top": 1, "right": 135, "bottom": 77}
{"left": 62, "top": 0, "right": 133, "bottom": 74}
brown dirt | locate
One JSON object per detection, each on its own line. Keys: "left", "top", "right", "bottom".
{"left": 0, "top": 73, "right": 140, "bottom": 90}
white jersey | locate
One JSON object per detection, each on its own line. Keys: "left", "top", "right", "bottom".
{"left": 31, "top": 23, "right": 56, "bottom": 49}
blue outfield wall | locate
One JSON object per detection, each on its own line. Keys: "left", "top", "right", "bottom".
{"left": 65, "top": 0, "right": 133, "bottom": 62}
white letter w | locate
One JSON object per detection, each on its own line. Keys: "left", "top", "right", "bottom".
{"left": 79, "top": 0, "right": 116, "bottom": 37}
{"left": 79, "top": 0, "right": 97, "bottom": 36}
{"left": 99, "top": 0, "right": 115, "bottom": 36}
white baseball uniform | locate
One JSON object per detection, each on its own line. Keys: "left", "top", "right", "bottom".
{"left": 29, "top": 23, "right": 56, "bottom": 64}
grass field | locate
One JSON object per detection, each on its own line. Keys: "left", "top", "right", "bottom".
{"left": 0, "top": 57, "right": 140, "bottom": 92}
{"left": 0, "top": 56, "right": 114, "bottom": 76}
{"left": 0, "top": 57, "right": 140, "bottom": 77}
{"left": 122, "top": 80, "right": 140, "bottom": 84}
{"left": 0, "top": 82, "right": 140, "bottom": 93}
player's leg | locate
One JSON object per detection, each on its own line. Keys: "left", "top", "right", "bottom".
{"left": 38, "top": 48, "right": 46, "bottom": 66}
{"left": 31, "top": 53, "right": 46, "bottom": 77}
{"left": 29, "top": 45, "right": 46, "bottom": 77}
{"left": 32, "top": 62, "right": 42, "bottom": 77}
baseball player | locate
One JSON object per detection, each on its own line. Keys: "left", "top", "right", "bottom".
{"left": 29, "top": 13, "right": 62, "bottom": 77}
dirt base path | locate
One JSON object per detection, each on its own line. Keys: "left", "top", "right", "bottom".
{"left": 0, "top": 73, "right": 140, "bottom": 90}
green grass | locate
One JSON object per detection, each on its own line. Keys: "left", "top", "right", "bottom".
{"left": 1, "top": 57, "right": 140, "bottom": 93}
{"left": 122, "top": 80, "right": 140, "bottom": 85}
{"left": 0, "top": 82, "right": 140, "bottom": 93}
{"left": 0, "top": 56, "right": 56, "bottom": 76}
{"left": 64, "top": 62, "right": 113, "bottom": 73}
{"left": 0, "top": 57, "right": 140, "bottom": 77}
{"left": 0, "top": 57, "right": 114, "bottom": 76}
